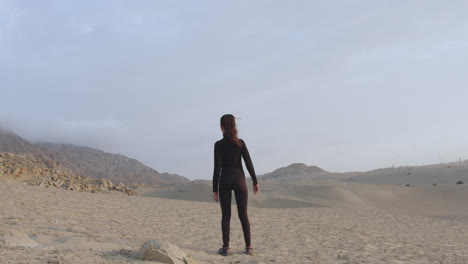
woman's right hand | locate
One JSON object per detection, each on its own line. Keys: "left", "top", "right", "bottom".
{"left": 213, "top": 192, "right": 219, "bottom": 202}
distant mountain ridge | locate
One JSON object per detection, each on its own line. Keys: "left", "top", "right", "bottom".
{"left": 0, "top": 128, "right": 189, "bottom": 186}
{"left": 259, "top": 161, "right": 468, "bottom": 185}
{"left": 260, "top": 163, "right": 328, "bottom": 180}
{"left": 0, "top": 128, "right": 46, "bottom": 156}
{"left": 38, "top": 142, "right": 189, "bottom": 186}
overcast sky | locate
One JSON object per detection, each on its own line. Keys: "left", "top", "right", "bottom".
{"left": 1, "top": 0, "right": 468, "bottom": 180}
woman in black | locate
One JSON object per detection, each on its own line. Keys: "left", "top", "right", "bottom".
{"left": 212, "top": 114, "right": 259, "bottom": 256}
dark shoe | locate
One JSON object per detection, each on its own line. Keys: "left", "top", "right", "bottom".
{"left": 218, "top": 246, "right": 230, "bottom": 256}
{"left": 245, "top": 246, "right": 253, "bottom": 255}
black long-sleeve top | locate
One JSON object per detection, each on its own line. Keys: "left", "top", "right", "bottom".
{"left": 212, "top": 136, "right": 258, "bottom": 192}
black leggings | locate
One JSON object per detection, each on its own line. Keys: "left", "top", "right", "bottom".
{"left": 219, "top": 168, "right": 251, "bottom": 248}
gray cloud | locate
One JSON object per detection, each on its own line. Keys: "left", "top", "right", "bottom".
{"left": 0, "top": 114, "right": 131, "bottom": 154}
{"left": 1, "top": 0, "right": 468, "bottom": 179}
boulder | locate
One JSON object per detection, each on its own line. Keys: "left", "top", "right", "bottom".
{"left": 12, "top": 168, "right": 21, "bottom": 176}
{"left": 98, "top": 178, "right": 108, "bottom": 188}
{"left": 125, "top": 188, "right": 138, "bottom": 196}
{"left": 56, "top": 180, "right": 64, "bottom": 187}
{"left": 137, "top": 240, "right": 199, "bottom": 264}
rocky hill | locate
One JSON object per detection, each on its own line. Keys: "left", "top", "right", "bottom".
{"left": 0, "top": 128, "right": 45, "bottom": 155}
{"left": 0, "top": 152, "right": 137, "bottom": 195}
{"left": 0, "top": 128, "right": 189, "bottom": 186}
{"left": 38, "top": 143, "right": 190, "bottom": 186}
{"left": 260, "top": 163, "right": 329, "bottom": 180}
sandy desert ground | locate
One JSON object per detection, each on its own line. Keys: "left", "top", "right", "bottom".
{"left": 1, "top": 178, "right": 468, "bottom": 264}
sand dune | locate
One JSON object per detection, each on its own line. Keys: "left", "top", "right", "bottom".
{"left": 346, "top": 163, "right": 468, "bottom": 185}
{"left": 1, "top": 181, "right": 467, "bottom": 263}
{"left": 141, "top": 180, "right": 468, "bottom": 217}
{"left": 2, "top": 159, "right": 468, "bottom": 264}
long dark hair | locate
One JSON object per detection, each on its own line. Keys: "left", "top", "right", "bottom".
{"left": 220, "top": 114, "right": 242, "bottom": 148}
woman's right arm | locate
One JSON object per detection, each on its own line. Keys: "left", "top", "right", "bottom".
{"left": 212, "top": 142, "right": 222, "bottom": 194}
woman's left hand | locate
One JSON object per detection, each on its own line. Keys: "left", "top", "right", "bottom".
{"left": 253, "top": 184, "right": 259, "bottom": 195}
{"left": 213, "top": 192, "right": 219, "bottom": 202}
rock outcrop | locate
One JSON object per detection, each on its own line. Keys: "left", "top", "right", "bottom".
{"left": 0, "top": 152, "right": 137, "bottom": 196}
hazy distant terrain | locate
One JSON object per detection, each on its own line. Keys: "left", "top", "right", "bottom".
{"left": 0, "top": 128, "right": 189, "bottom": 186}
{"left": 342, "top": 163, "right": 468, "bottom": 185}
{"left": 260, "top": 162, "right": 468, "bottom": 185}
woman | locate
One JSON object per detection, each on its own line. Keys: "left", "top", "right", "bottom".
{"left": 212, "top": 114, "right": 259, "bottom": 256}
